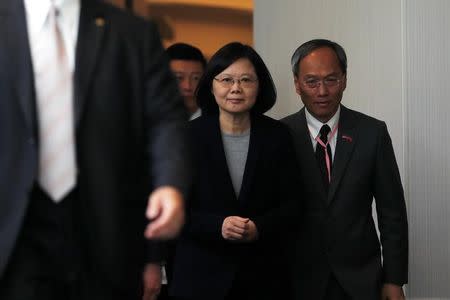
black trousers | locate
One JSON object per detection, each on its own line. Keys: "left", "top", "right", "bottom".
{"left": 0, "top": 185, "right": 136, "bottom": 300}
{"left": 323, "top": 274, "right": 352, "bottom": 300}
{"left": 157, "top": 284, "right": 171, "bottom": 300}
{"left": 171, "top": 268, "right": 289, "bottom": 300}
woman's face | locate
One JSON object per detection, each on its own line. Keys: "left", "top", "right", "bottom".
{"left": 212, "top": 58, "right": 259, "bottom": 117}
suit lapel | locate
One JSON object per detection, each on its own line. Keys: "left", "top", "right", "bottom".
{"left": 74, "top": 0, "right": 106, "bottom": 127}
{"left": 238, "top": 115, "right": 260, "bottom": 205}
{"left": 0, "top": 0, "right": 36, "bottom": 134}
{"left": 291, "top": 109, "right": 328, "bottom": 201}
{"left": 205, "top": 116, "right": 238, "bottom": 202}
{"left": 327, "top": 105, "right": 358, "bottom": 204}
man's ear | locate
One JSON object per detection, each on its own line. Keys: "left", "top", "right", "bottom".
{"left": 294, "top": 76, "right": 301, "bottom": 95}
{"left": 342, "top": 74, "right": 347, "bottom": 91}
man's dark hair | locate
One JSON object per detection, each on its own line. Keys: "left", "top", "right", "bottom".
{"left": 291, "top": 39, "right": 347, "bottom": 77}
{"left": 166, "top": 43, "right": 207, "bottom": 68}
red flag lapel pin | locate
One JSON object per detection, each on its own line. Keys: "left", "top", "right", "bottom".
{"left": 342, "top": 135, "right": 353, "bottom": 143}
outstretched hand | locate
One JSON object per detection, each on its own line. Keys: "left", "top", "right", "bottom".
{"left": 144, "top": 186, "right": 185, "bottom": 240}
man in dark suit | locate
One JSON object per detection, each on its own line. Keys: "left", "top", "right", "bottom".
{"left": 0, "top": 0, "right": 190, "bottom": 299}
{"left": 166, "top": 42, "right": 206, "bottom": 120}
{"left": 282, "top": 39, "right": 408, "bottom": 300}
{"left": 155, "top": 43, "right": 206, "bottom": 300}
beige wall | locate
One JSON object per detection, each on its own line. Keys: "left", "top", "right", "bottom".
{"left": 146, "top": 2, "right": 252, "bottom": 58}
{"left": 147, "top": 4, "right": 252, "bottom": 58}
{"left": 104, "top": 0, "right": 253, "bottom": 58}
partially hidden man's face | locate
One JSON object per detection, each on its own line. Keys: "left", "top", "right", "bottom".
{"left": 294, "top": 47, "right": 346, "bottom": 123}
{"left": 170, "top": 60, "right": 204, "bottom": 113}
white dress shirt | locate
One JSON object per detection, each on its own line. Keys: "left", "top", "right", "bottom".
{"left": 189, "top": 108, "right": 202, "bottom": 121}
{"left": 305, "top": 105, "right": 341, "bottom": 162}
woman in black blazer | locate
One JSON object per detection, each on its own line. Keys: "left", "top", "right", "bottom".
{"left": 170, "top": 42, "right": 301, "bottom": 300}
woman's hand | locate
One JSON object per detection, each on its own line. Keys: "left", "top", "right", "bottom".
{"left": 222, "top": 216, "right": 259, "bottom": 242}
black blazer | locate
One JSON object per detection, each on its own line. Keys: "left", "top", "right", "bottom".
{"left": 170, "top": 114, "right": 301, "bottom": 300}
{"left": 0, "top": 0, "right": 189, "bottom": 293}
{"left": 282, "top": 106, "right": 408, "bottom": 300}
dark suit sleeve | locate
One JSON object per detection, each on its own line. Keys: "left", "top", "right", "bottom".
{"left": 373, "top": 122, "right": 408, "bottom": 285}
{"left": 182, "top": 180, "right": 226, "bottom": 242}
{"left": 185, "top": 210, "right": 226, "bottom": 241}
{"left": 142, "top": 21, "right": 191, "bottom": 195}
{"left": 140, "top": 22, "right": 191, "bottom": 262}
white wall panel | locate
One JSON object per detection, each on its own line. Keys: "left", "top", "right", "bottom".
{"left": 405, "top": 0, "right": 450, "bottom": 297}
{"left": 254, "top": 0, "right": 404, "bottom": 172}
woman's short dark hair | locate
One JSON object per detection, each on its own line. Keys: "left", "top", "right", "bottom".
{"left": 196, "top": 42, "right": 276, "bottom": 115}
{"left": 291, "top": 39, "right": 347, "bottom": 77}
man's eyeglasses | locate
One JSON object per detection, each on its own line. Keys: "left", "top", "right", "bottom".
{"left": 301, "top": 76, "right": 344, "bottom": 89}
{"left": 214, "top": 76, "right": 258, "bottom": 88}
